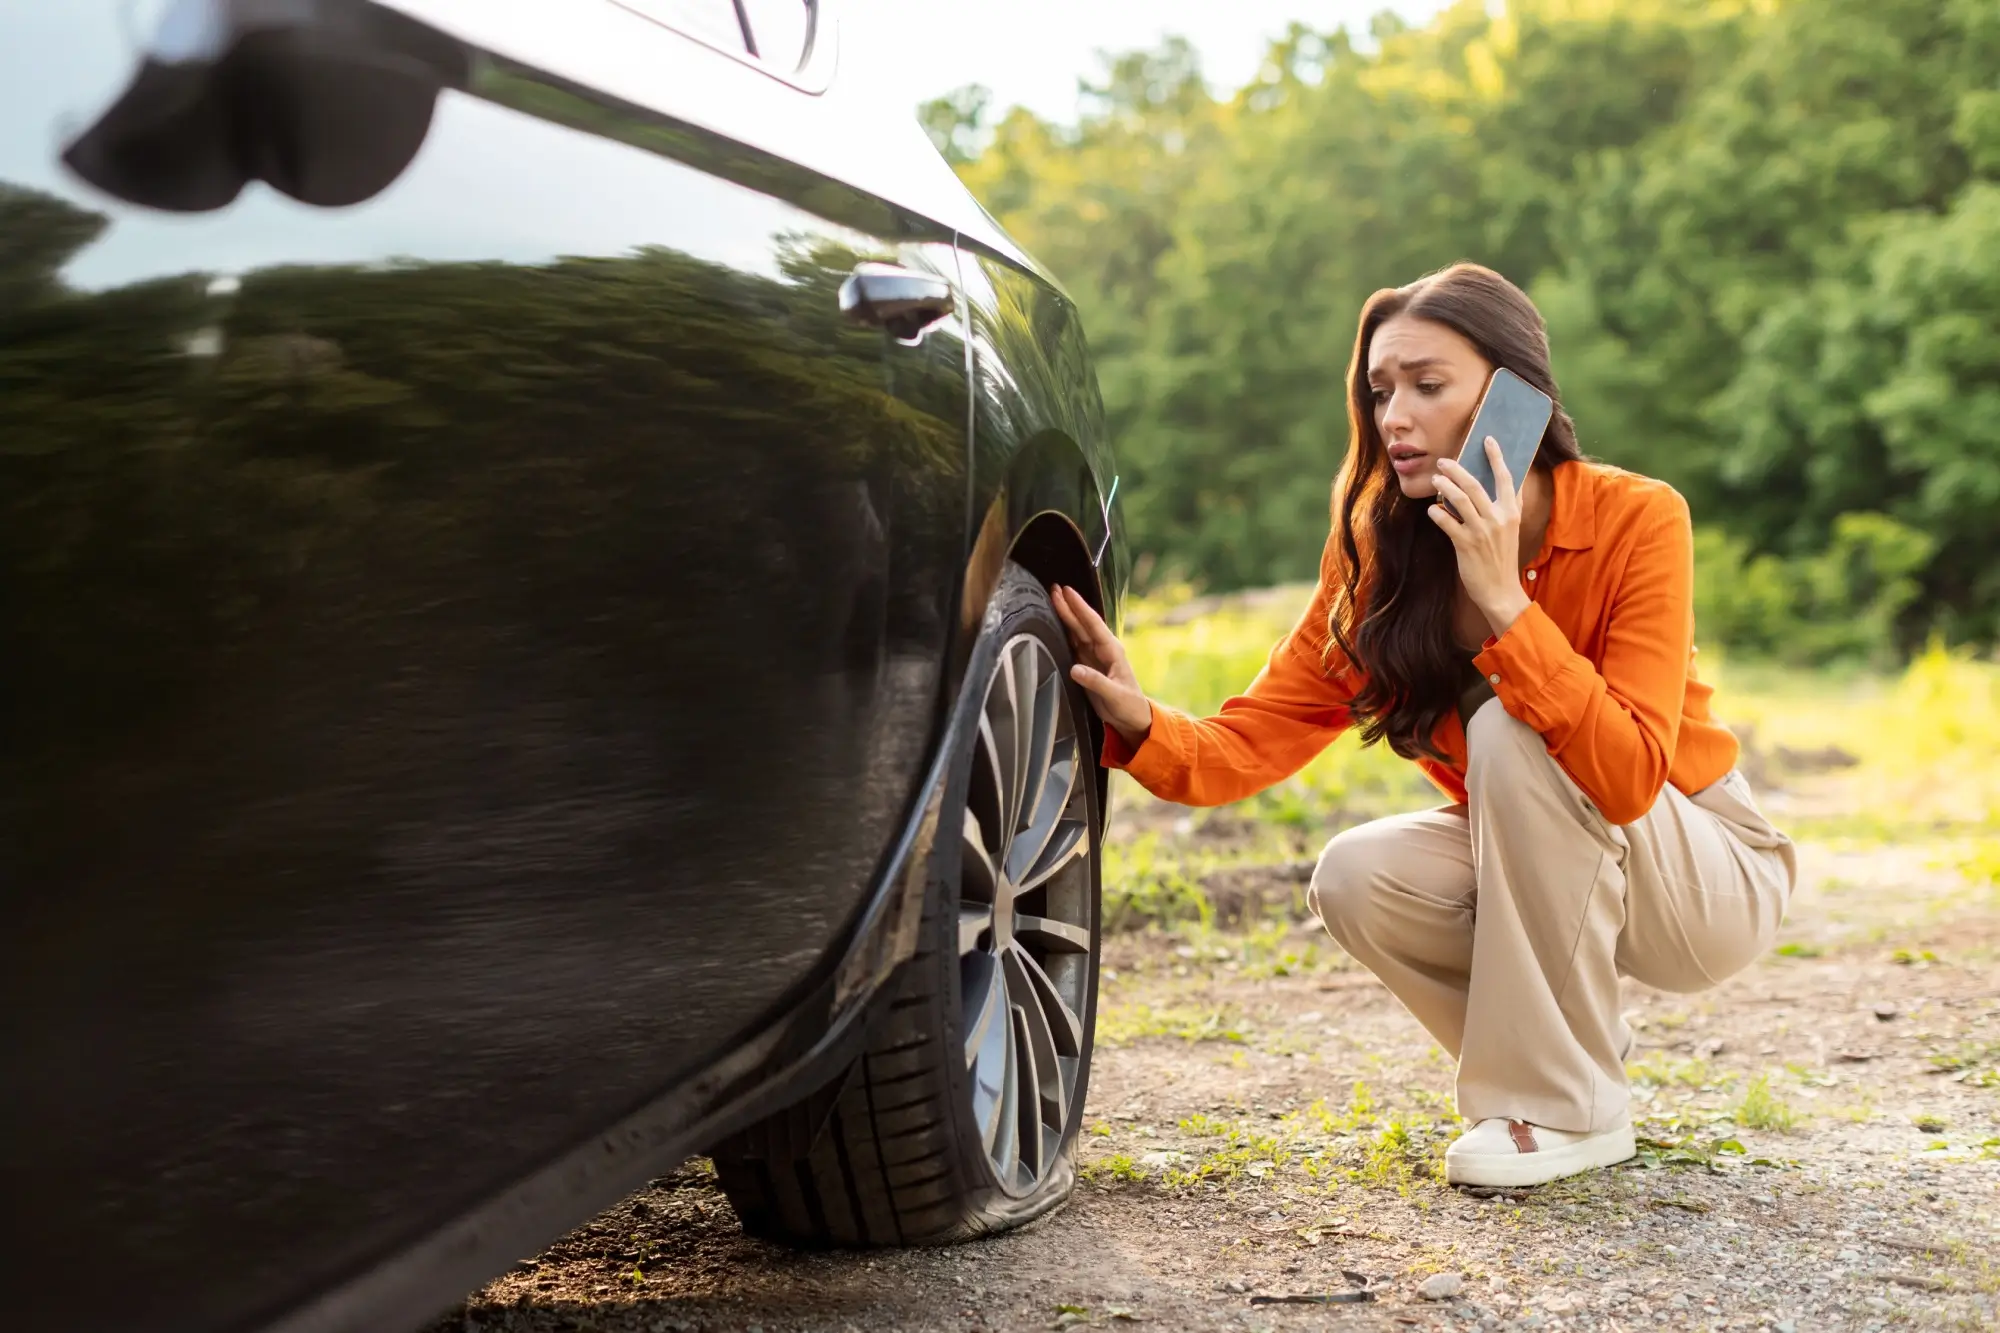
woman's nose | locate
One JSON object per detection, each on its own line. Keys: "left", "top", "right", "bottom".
{"left": 1379, "top": 389, "right": 1413, "bottom": 434}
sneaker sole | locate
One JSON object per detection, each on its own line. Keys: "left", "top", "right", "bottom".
{"left": 1445, "top": 1124, "right": 1636, "bottom": 1188}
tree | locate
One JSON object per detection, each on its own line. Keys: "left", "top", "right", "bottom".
{"left": 933, "top": 0, "right": 2000, "bottom": 654}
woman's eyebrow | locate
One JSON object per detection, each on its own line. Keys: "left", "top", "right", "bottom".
{"left": 1369, "top": 355, "right": 1449, "bottom": 378}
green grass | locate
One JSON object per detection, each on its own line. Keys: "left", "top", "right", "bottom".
{"left": 1095, "top": 1002, "right": 1247, "bottom": 1048}
{"left": 1734, "top": 1075, "right": 1802, "bottom": 1133}
{"left": 1116, "top": 584, "right": 1437, "bottom": 822}
{"left": 1628, "top": 1054, "right": 1728, "bottom": 1090}
{"left": 1929, "top": 1040, "right": 2000, "bottom": 1088}
{"left": 1079, "top": 1153, "right": 1146, "bottom": 1185}
{"left": 1119, "top": 592, "right": 2000, "bottom": 841}
{"left": 1166, "top": 915, "right": 1328, "bottom": 982}
{"left": 1100, "top": 831, "right": 1217, "bottom": 931}
{"left": 1079, "top": 1082, "right": 1464, "bottom": 1197}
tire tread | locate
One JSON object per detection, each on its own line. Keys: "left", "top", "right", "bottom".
{"left": 710, "top": 563, "right": 1096, "bottom": 1248}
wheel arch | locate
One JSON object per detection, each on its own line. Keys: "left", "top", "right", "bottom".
{"left": 953, "top": 428, "right": 1120, "bottom": 831}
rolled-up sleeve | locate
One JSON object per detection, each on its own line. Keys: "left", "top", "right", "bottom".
{"left": 1472, "top": 492, "right": 1693, "bottom": 825}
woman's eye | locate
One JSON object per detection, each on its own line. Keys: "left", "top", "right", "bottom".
{"left": 1370, "top": 387, "right": 1390, "bottom": 403}
{"left": 1418, "top": 381, "right": 1444, "bottom": 395}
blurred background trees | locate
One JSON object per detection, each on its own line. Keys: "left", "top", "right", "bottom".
{"left": 922, "top": 0, "right": 2000, "bottom": 662}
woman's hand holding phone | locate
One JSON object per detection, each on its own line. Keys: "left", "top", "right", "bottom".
{"left": 1430, "top": 437, "right": 1534, "bottom": 640}
{"left": 1050, "top": 584, "right": 1154, "bottom": 751}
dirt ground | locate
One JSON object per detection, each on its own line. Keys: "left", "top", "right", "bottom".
{"left": 433, "top": 769, "right": 2000, "bottom": 1333}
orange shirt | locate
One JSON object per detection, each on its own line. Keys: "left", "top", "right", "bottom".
{"left": 1102, "top": 459, "right": 1738, "bottom": 826}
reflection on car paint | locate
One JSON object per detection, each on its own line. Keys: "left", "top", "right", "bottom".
{"left": 2, "top": 7, "right": 969, "bottom": 1331}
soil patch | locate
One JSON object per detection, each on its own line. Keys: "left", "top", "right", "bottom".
{"left": 434, "top": 785, "right": 2000, "bottom": 1333}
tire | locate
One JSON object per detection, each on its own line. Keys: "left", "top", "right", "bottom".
{"left": 710, "top": 561, "right": 1103, "bottom": 1245}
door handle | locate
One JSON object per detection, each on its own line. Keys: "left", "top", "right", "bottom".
{"left": 839, "top": 263, "right": 955, "bottom": 342}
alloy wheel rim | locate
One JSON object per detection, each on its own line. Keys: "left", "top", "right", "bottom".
{"left": 957, "top": 633, "right": 1095, "bottom": 1195}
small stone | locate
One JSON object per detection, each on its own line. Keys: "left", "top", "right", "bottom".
{"left": 1838, "top": 1248, "right": 1861, "bottom": 1263}
{"left": 1864, "top": 1295, "right": 1893, "bottom": 1314}
{"left": 1421, "top": 1273, "right": 1465, "bottom": 1301}
{"left": 1775, "top": 1323, "right": 1798, "bottom": 1333}
{"left": 1872, "top": 1002, "right": 1898, "bottom": 1021}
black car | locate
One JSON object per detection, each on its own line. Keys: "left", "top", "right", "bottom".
{"left": 1, "top": 3, "right": 1126, "bottom": 1330}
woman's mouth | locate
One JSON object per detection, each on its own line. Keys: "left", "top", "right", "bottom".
{"left": 1389, "top": 446, "right": 1428, "bottom": 475}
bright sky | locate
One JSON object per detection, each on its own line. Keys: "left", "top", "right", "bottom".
{"left": 850, "top": 0, "right": 1451, "bottom": 124}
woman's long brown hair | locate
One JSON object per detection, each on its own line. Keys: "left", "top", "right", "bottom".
{"left": 1324, "top": 262, "right": 1587, "bottom": 762}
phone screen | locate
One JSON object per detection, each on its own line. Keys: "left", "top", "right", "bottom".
{"left": 1444, "top": 367, "right": 1553, "bottom": 518}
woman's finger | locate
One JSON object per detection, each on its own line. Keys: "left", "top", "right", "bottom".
{"left": 1485, "top": 436, "right": 1519, "bottom": 509}
{"left": 1070, "top": 663, "right": 1149, "bottom": 734}
{"left": 1434, "top": 460, "right": 1493, "bottom": 521}
{"left": 1431, "top": 470, "right": 1481, "bottom": 524}
{"left": 1057, "top": 586, "right": 1122, "bottom": 658}
{"left": 1428, "top": 501, "right": 1464, "bottom": 541}
{"left": 1070, "top": 662, "right": 1129, "bottom": 710}
{"left": 1050, "top": 583, "right": 1080, "bottom": 633}
{"left": 1050, "top": 587, "right": 1089, "bottom": 654}
{"left": 1051, "top": 585, "right": 1092, "bottom": 641}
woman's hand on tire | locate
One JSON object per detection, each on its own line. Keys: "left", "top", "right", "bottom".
{"left": 1050, "top": 584, "right": 1152, "bottom": 751}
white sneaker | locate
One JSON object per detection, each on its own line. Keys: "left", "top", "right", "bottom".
{"left": 1444, "top": 1116, "right": 1636, "bottom": 1188}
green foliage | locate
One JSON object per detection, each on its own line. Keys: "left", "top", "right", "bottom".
{"left": 941, "top": 0, "right": 2000, "bottom": 655}
{"left": 1078, "top": 1153, "right": 1146, "bottom": 1185}
{"left": 1691, "top": 512, "right": 1933, "bottom": 666}
{"left": 1096, "top": 1002, "right": 1246, "bottom": 1048}
{"left": 1627, "top": 1054, "right": 1726, "bottom": 1091}
{"left": 1929, "top": 1040, "right": 2000, "bottom": 1088}
{"left": 1100, "top": 831, "right": 1215, "bottom": 931}
{"left": 1734, "top": 1075, "right": 1802, "bottom": 1133}
{"left": 1115, "top": 585, "right": 1436, "bottom": 816}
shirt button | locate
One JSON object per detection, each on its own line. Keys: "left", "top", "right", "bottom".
{"left": 1488, "top": 673, "right": 1500, "bottom": 685}
{"left": 1525, "top": 569, "right": 1537, "bottom": 581}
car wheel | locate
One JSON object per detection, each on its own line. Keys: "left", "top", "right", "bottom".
{"left": 711, "top": 561, "right": 1102, "bottom": 1244}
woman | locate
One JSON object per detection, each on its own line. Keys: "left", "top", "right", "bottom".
{"left": 1050, "top": 262, "right": 1797, "bottom": 1189}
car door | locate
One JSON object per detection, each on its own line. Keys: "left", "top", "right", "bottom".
{"left": 0, "top": 3, "right": 968, "bottom": 1329}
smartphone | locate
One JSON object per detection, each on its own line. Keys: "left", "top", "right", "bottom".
{"left": 1441, "top": 366, "right": 1553, "bottom": 519}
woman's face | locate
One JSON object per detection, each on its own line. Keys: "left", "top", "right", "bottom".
{"left": 1366, "top": 313, "right": 1494, "bottom": 500}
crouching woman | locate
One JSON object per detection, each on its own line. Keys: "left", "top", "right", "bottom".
{"left": 1051, "top": 262, "right": 1796, "bottom": 1188}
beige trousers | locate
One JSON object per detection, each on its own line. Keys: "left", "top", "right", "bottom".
{"left": 1309, "top": 697, "right": 1798, "bottom": 1134}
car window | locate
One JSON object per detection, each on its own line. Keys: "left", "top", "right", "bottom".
{"left": 736, "top": 0, "right": 815, "bottom": 73}
{"left": 609, "top": 0, "right": 751, "bottom": 54}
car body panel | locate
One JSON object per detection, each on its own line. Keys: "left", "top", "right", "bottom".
{"left": 2, "top": 3, "right": 1122, "bottom": 1331}
{"left": 388, "top": 0, "right": 1042, "bottom": 274}
{"left": 3, "top": 5, "right": 974, "bottom": 1330}
{"left": 956, "top": 242, "right": 1124, "bottom": 636}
